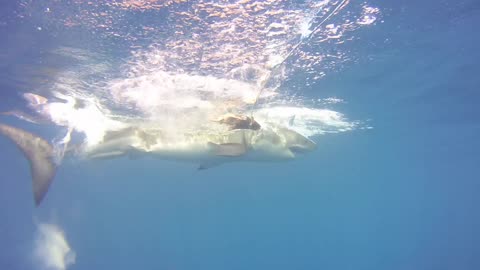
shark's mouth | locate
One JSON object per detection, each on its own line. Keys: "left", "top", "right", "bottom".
{"left": 289, "top": 145, "right": 315, "bottom": 155}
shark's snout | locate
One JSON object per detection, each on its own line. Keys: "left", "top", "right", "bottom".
{"left": 276, "top": 127, "right": 317, "bottom": 156}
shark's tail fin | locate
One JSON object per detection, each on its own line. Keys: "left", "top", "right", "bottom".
{"left": 0, "top": 123, "right": 56, "bottom": 206}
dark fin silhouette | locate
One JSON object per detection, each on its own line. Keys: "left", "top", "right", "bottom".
{"left": 198, "top": 160, "right": 223, "bottom": 170}
{"left": 0, "top": 123, "right": 56, "bottom": 206}
{"left": 128, "top": 148, "right": 144, "bottom": 160}
{"left": 198, "top": 164, "right": 209, "bottom": 170}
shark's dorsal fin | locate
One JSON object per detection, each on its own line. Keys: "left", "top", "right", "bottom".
{"left": 0, "top": 123, "right": 56, "bottom": 206}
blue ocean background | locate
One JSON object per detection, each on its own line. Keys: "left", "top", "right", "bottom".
{"left": 1, "top": 0, "right": 479, "bottom": 269}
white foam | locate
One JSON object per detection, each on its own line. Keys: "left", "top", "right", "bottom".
{"left": 19, "top": 0, "right": 379, "bottom": 147}
{"left": 253, "top": 106, "right": 358, "bottom": 137}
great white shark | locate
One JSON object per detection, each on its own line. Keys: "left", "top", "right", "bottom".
{"left": 0, "top": 120, "right": 316, "bottom": 206}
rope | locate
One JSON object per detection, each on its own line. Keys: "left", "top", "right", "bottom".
{"left": 251, "top": 0, "right": 349, "bottom": 108}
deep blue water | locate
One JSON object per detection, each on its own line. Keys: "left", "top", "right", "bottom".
{"left": 1, "top": 0, "right": 480, "bottom": 270}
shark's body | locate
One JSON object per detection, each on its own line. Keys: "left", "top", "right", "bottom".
{"left": 0, "top": 122, "right": 316, "bottom": 206}
{"left": 84, "top": 125, "right": 314, "bottom": 162}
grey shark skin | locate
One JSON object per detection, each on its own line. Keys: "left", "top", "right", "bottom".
{"left": 0, "top": 123, "right": 316, "bottom": 206}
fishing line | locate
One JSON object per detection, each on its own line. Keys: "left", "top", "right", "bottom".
{"left": 251, "top": 0, "right": 349, "bottom": 108}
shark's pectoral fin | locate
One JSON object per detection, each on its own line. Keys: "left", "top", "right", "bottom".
{"left": 0, "top": 123, "right": 56, "bottom": 206}
{"left": 198, "top": 160, "right": 224, "bottom": 170}
{"left": 207, "top": 142, "right": 246, "bottom": 157}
